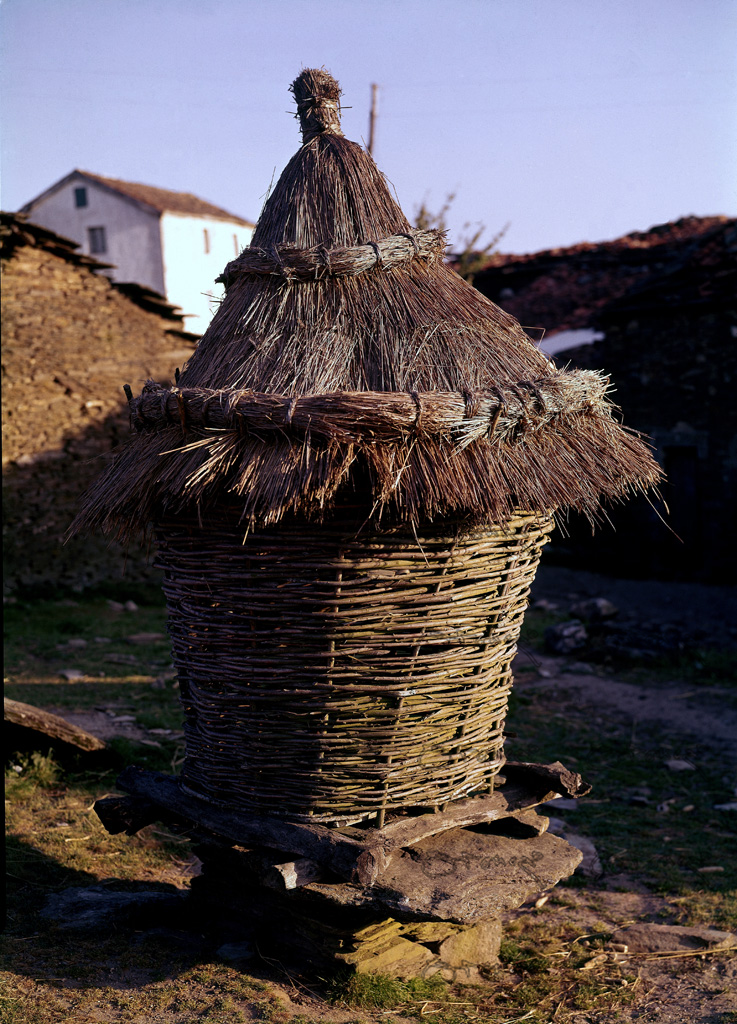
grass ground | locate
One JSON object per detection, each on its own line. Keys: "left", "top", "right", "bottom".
{"left": 3, "top": 593, "right": 736, "bottom": 1023}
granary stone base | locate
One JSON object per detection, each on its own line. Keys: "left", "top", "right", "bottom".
{"left": 336, "top": 919, "right": 503, "bottom": 982}
{"left": 187, "top": 817, "right": 581, "bottom": 980}
{"left": 94, "top": 760, "right": 587, "bottom": 980}
{"left": 188, "top": 843, "right": 504, "bottom": 981}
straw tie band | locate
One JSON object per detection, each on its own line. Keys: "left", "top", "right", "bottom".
{"left": 127, "top": 369, "right": 612, "bottom": 448}
{"left": 217, "top": 228, "right": 447, "bottom": 287}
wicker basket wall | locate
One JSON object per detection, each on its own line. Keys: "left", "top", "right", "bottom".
{"left": 156, "top": 510, "right": 554, "bottom": 826}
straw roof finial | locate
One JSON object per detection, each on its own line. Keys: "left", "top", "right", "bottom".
{"left": 291, "top": 68, "right": 344, "bottom": 144}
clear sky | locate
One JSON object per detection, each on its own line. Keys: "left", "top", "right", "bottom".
{"left": 1, "top": 0, "right": 735, "bottom": 255}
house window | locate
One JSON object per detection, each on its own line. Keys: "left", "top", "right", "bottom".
{"left": 74, "top": 186, "right": 88, "bottom": 208}
{"left": 88, "top": 226, "right": 107, "bottom": 254}
{"left": 203, "top": 228, "right": 210, "bottom": 254}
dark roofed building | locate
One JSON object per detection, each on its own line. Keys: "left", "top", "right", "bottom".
{"left": 474, "top": 217, "right": 737, "bottom": 582}
{"left": 474, "top": 216, "right": 732, "bottom": 356}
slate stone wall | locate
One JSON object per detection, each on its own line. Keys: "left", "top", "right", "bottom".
{"left": 2, "top": 239, "right": 194, "bottom": 594}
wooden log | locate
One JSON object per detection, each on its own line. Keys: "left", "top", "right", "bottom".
{"left": 114, "top": 766, "right": 389, "bottom": 885}
{"left": 94, "top": 794, "right": 160, "bottom": 836}
{"left": 4, "top": 697, "right": 106, "bottom": 753}
{"left": 373, "top": 782, "right": 559, "bottom": 850}
{"left": 503, "top": 760, "right": 591, "bottom": 798}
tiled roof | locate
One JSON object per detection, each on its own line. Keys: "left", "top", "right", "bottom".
{"left": 78, "top": 171, "right": 255, "bottom": 226}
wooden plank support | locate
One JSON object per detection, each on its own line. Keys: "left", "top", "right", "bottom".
{"left": 502, "top": 760, "right": 592, "bottom": 798}
{"left": 112, "top": 766, "right": 390, "bottom": 885}
{"left": 99, "top": 761, "right": 589, "bottom": 887}
{"left": 374, "top": 782, "right": 559, "bottom": 850}
{"left": 94, "top": 794, "right": 161, "bottom": 836}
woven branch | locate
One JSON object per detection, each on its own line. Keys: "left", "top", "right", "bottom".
{"left": 129, "top": 369, "right": 610, "bottom": 448}
{"left": 216, "top": 228, "right": 446, "bottom": 286}
{"left": 161, "top": 512, "right": 554, "bottom": 825}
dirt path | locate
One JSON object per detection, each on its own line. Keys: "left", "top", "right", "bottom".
{"left": 531, "top": 564, "right": 737, "bottom": 649}
{"left": 514, "top": 651, "right": 737, "bottom": 755}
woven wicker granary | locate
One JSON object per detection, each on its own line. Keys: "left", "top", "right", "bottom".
{"left": 75, "top": 69, "right": 662, "bottom": 826}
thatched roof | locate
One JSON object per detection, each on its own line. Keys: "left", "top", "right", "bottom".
{"left": 74, "top": 68, "right": 661, "bottom": 538}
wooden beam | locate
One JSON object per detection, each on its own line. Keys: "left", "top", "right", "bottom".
{"left": 373, "top": 782, "right": 557, "bottom": 850}
{"left": 503, "top": 760, "right": 591, "bottom": 798}
{"left": 5, "top": 697, "right": 106, "bottom": 753}
{"left": 94, "top": 794, "right": 160, "bottom": 836}
{"left": 114, "top": 766, "right": 389, "bottom": 885}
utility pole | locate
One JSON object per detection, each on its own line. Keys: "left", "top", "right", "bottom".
{"left": 368, "top": 83, "right": 378, "bottom": 155}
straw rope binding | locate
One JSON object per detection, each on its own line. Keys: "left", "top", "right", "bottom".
{"left": 216, "top": 228, "right": 446, "bottom": 286}
{"left": 128, "top": 368, "right": 611, "bottom": 448}
{"left": 161, "top": 510, "right": 554, "bottom": 825}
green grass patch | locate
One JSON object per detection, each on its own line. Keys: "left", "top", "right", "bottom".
{"left": 4, "top": 594, "right": 170, "bottom": 680}
{"left": 327, "top": 970, "right": 446, "bottom": 1009}
{"left": 505, "top": 681, "right": 737, "bottom": 926}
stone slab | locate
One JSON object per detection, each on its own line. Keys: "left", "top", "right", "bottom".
{"left": 308, "top": 828, "right": 582, "bottom": 923}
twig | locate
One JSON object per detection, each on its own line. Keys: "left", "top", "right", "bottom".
{"left": 640, "top": 944, "right": 737, "bottom": 961}
{"left": 499, "top": 1011, "right": 537, "bottom": 1024}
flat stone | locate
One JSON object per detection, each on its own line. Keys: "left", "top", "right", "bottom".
{"left": 435, "top": 919, "right": 501, "bottom": 967}
{"left": 611, "top": 923, "right": 737, "bottom": 954}
{"left": 545, "top": 619, "right": 588, "bottom": 654}
{"left": 126, "top": 632, "right": 166, "bottom": 645}
{"left": 358, "top": 830, "right": 580, "bottom": 923}
{"left": 560, "top": 833, "right": 602, "bottom": 878}
{"left": 665, "top": 758, "right": 696, "bottom": 771}
{"left": 216, "top": 941, "right": 256, "bottom": 962}
{"left": 401, "top": 921, "right": 457, "bottom": 945}
{"left": 545, "top": 818, "right": 602, "bottom": 878}
{"left": 336, "top": 919, "right": 437, "bottom": 979}
{"left": 570, "top": 597, "right": 619, "bottom": 621}
{"left": 41, "top": 885, "right": 184, "bottom": 931}
{"left": 543, "top": 796, "right": 579, "bottom": 811}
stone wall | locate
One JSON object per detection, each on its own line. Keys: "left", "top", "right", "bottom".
{"left": 2, "top": 225, "right": 195, "bottom": 594}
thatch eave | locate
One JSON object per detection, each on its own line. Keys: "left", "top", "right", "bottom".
{"left": 71, "top": 367, "right": 662, "bottom": 541}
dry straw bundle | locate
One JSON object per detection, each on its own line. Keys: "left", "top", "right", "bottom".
{"left": 74, "top": 69, "right": 661, "bottom": 825}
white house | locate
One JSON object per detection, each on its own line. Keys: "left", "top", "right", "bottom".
{"left": 20, "top": 170, "right": 255, "bottom": 334}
